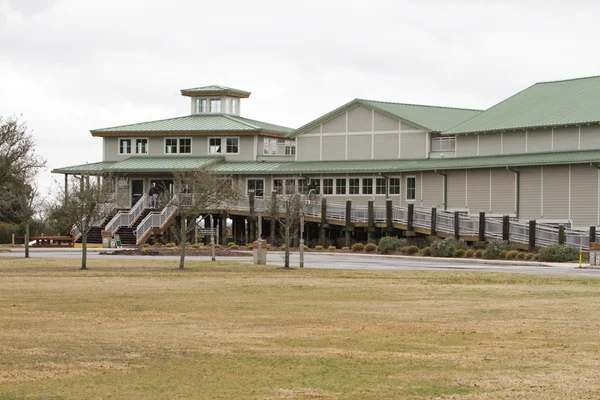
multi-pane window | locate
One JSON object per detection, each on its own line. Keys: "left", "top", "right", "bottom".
{"left": 285, "top": 179, "right": 296, "bottom": 194}
{"left": 376, "top": 178, "right": 386, "bottom": 195}
{"left": 406, "top": 176, "right": 416, "bottom": 200}
{"left": 119, "top": 139, "right": 132, "bottom": 154}
{"left": 226, "top": 138, "right": 239, "bottom": 153}
{"left": 362, "top": 178, "right": 373, "bottom": 195}
{"left": 247, "top": 179, "right": 264, "bottom": 197}
{"left": 232, "top": 98, "right": 238, "bottom": 114}
{"left": 165, "top": 138, "right": 191, "bottom": 154}
{"left": 210, "top": 99, "right": 221, "bottom": 113}
{"left": 273, "top": 179, "right": 283, "bottom": 194}
{"left": 323, "top": 178, "right": 334, "bottom": 195}
{"left": 309, "top": 179, "right": 320, "bottom": 195}
{"left": 263, "top": 138, "right": 277, "bottom": 154}
{"left": 298, "top": 178, "right": 308, "bottom": 194}
{"left": 349, "top": 178, "right": 360, "bottom": 194}
{"left": 431, "top": 136, "right": 456, "bottom": 152}
{"left": 285, "top": 140, "right": 296, "bottom": 155}
{"left": 389, "top": 178, "right": 400, "bottom": 195}
{"left": 336, "top": 178, "right": 346, "bottom": 195}
{"left": 209, "top": 138, "right": 222, "bottom": 154}
{"left": 195, "top": 98, "right": 207, "bottom": 113}
{"left": 135, "top": 139, "right": 148, "bottom": 154}
{"left": 225, "top": 98, "right": 231, "bottom": 113}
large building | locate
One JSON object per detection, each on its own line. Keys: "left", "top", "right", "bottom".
{"left": 53, "top": 76, "right": 600, "bottom": 244}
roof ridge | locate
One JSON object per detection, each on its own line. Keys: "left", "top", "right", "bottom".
{"left": 91, "top": 115, "right": 201, "bottom": 132}
{"left": 537, "top": 74, "right": 600, "bottom": 85}
{"left": 357, "top": 98, "right": 483, "bottom": 112}
{"left": 234, "top": 115, "right": 294, "bottom": 131}
{"left": 224, "top": 115, "right": 261, "bottom": 129}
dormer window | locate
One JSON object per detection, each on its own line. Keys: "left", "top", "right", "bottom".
{"left": 225, "top": 98, "right": 230, "bottom": 113}
{"left": 210, "top": 99, "right": 221, "bottom": 113}
{"left": 232, "top": 99, "right": 237, "bottom": 114}
{"left": 195, "top": 98, "right": 207, "bottom": 113}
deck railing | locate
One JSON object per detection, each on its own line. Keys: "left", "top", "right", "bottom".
{"left": 71, "top": 198, "right": 117, "bottom": 242}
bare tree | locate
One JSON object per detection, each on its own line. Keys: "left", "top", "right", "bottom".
{"left": 268, "top": 186, "right": 305, "bottom": 269}
{"left": 164, "top": 168, "right": 243, "bottom": 269}
{"left": 53, "top": 175, "right": 115, "bottom": 269}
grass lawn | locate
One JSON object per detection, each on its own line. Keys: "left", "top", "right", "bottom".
{"left": 0, "top": 258, "right": 599, "bottom": 399}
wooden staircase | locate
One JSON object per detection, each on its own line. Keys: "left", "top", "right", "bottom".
{"left": 76, "top": 209, "right": 124, "bottom": 244}
{"left": 115, "top": 208, "right": 157, "bottom": 245}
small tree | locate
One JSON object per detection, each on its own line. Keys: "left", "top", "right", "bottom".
{"left": 165, "top": 169, "right": 242, "bottom": 269}
{"left": 268, "top": 186, "right": 305, "bottom": 269}
{"left": 53, "top": 175, "right": 115, "bottom": 269}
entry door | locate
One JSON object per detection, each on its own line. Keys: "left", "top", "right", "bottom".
{"left": 131, "top": 179, "right": 144, "bottom": 207}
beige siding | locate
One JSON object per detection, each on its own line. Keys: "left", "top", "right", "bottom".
{"left": 527, "top": 129, "right": 552, "bottom": 153}
{"left": 447, "top": 170, "right": 466, "bottom": 209}
{"left": 373, "top": 134, "right": 398, "bottom": 159}
{"left": 570, "top": 164, "right": 598, "bottom": 227}
{"left": 421, "top": 171, "right": 443, "bottom": 209}
{"left": 520, "top": 167, "right": 542, "bottom": 220}
{"left": 305, "top": 125, "right": 321, "bottom": 134}
{"left": 115, "top": 185, "right": 129, "bottom": 208}
{"left": 400, "top": 132, "right": 426, "bottom": 159}
{"left": 374, "top": 111, "right": 399, "bottom": 131}
{"left": 479, "top": 133, "right": 501, "bottom": 156}
{"left": 490, "top": 169, "right": 515, "bottom": 214}
{"left": 502, "top": 131, "right": 526, "bottom": 154}
{"left": 401, "top": 121, "right": 421, "bottom": 131}
{"left": 400, "top": 172, "right": 421, "bottom": 207}
{"left": 553, "top": 126, "right": 579, "bottom": 151}
{"left": 322, "top": 136, "right": 346, "bottom": 161}
{"left": 149, "top": 137, "right": 166, "bottom": 156}
{"left": 321, "top": 112, "right": 346, "bottom": 133}
{"left": 542, "top": 165, "right": 569, "bottom": 220}
{"left": 467, "top": 169, "right": 490, "bottom": 213}
{"left": 296, "top": 136, "right": 320, "bottom": 161}
{"left": 347, "top": 106, "right": 372, "bottom": 132}
{"left": 225, "top": 135, "right": 254, "bottom": 161}
{"left": 456, "top": 134, "right": 478, "bottom": 157}
{"left": 347, "top": 135, "right": 372, "bottom": 160}
{"left": 104, "top": 137, "right": 118, "bottom": 161}
{"left": 579, "top": 125, "right": 600, "bottom": 149}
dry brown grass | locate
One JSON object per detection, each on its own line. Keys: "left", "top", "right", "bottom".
{"left": 0, "top": 257, "right": 599, "bottom": 399}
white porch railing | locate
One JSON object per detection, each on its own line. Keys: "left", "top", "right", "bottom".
{"left": 104, "top": 194, "right": 149, "bottom": 234}
{"left": 71, "top": 199, "right": 117, "bottom": 242}
{"left": 135, "top": 201, "right": 179, "bottom": 245}
{"left": 413, "top": 208, "right": 430, "bottom": 229}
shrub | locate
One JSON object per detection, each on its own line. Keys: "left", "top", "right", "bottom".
{"left": 405, "top": 245, "right": 420, "bottom": 255}
{"left": 378, "top": 237, "right": 406, "bottom": 254}
{"left": 498, "top": 250, "right": 508, "bottom": 259}
{"left": 538, "top": 244, "right": 580, "bottom": 262}
{"left": 229, "top": 244, "right": 238, "bottom": 250}
{"left": 342, "top": 246, "right": 349, "bottom": 251}
{"left": 191, "top": 243, "right": 201, "bottom": 249}
{"left": 215, "top": 244, "right": 222, "bottom": 249}
{"left": 303, "top": 245, "right": 308, "bottom": 249}
{"left": 453, "top": 249, "right": 465, "bottom": 258}
{"left": 516, "top": 252, "right": 527, "bottom": 260}
{"left": 281, "top": 244, "right": 286, "bottom": 249}
{"left": 484, "top": 240, "right": 516, "bottom": 259}
{"left": 526, "top": 252, "right": 534, "bottom": 260}
{"left": 141, "top": 247, "right": 153, "bottom": 254}
{"left": 315, "top": 245, "right": 323, "bottom": 250}
{"left": 247, "top": 244, "right": 253, "bottom": 249}
{"left": 352, "top": 243, "right": 364, "bottom": 252}
{"left": 186, "top": 242, "right": 192, "bottom": 246}
{"left": 165, "top": 242, "right": 176, "bottom": 248}
{"left": 475, "top": 249, "right": 484, "bottom": 258}
{"left": 533, "top": 254, "right": 539, "bottom": 261}
{"left": 227, "top": 242, "right": 236, "bottom": 247}
{"left": 364, "top": 243, "right": 377, "bottom": 253}
{"left": 399, "top": 246, "right": 408, "bottom": 254}
{"left": 328, "top": 245, "right": 336, "bottom": 250}
{"left": 465, "top": 249, "right": 474, "bottom": 258}
{"left": 421, "top": 246, "right": 432, "bottom": 256}
{"left": 506, "top": 250, "right": 518, "bottom": 260}
{"left": 430, "top": 238, "right": 467, "bottom": 257}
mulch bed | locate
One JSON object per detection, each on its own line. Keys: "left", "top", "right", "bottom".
{"left": 103, "top": 247, "right": 252, "bottom": 257}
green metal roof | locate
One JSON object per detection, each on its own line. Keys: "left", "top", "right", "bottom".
{"left": 445, "top": 75, "right": 600, "bottom": 135}
{"left": 180, "top": 85, "right": 251, "bottom": 97}
{"left": 52, "top": 157, "right": 222, "bottom": 174}
{"left": 51, "top": 161, "right": 117, "bottom": 174}
{"left": 291, "top": 99, "right": 481, "bottom": 136}
{"left": 91, "top": 114, "right": 293, "bottom": 135}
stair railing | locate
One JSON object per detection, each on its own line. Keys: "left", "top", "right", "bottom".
{"left": 104, "top": 194, "right": 149, "bottom": 235}
{"left": 135, "top": 196, "right": 179, "bottom": 245}
{"left": 71, "top": 197, "right": 117, "bottom": 242}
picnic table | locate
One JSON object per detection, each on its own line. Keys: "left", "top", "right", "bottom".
{"left": 13, "top": 233, "right": 74, "bottom": 247}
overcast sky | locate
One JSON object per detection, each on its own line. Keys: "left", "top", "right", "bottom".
{"left": 2, "top": 0, "right": 600, "bottom": 193}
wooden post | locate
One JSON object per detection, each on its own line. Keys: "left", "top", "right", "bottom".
{"left": 558, "top": 224, "right": 565, "bottom": 245}
{"left": 345, "top": 199, "right": 352, "bottom": 248}
{"left": 407, "top": 203, "right": 414, "bottom": 231}
{"left": 528, "top": 219, "right": 536, "bottom": 252}
{"left": 367, "top": 200, "right": 375, "bottom": 243}
{"left": 502, "top": 215, "right": 509, "bottom": 241}
{"left": 249, "top": 191, "right": 256, "bottom": 243}
{"left": 590, "top": 226, "right": 596, "bottom": 244}
{"left": 386, "top": 199, "right": 393, "bottom": 235}
{"left": 64, "top": 174, "right": 69, "bottom": 200}
{"left": 454, "top": 211, "right": 460, "bottom": 240}
{"left": 320, "top": 197, "right": 327, "bottom": 246}
{"left": 430, "top": 207, "right": 437, "bottom": 237}
{"left": 221, "top": 212, "right": 228, "bottom": 246}
{"left": 270, "top": 191, "right": 277, "bottom": 245}
{"left": 479, "top": 211, "right": 485, "bottom": 242}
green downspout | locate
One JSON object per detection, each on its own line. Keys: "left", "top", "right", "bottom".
{"left": 508, "top": 167, "right": 520, "bottom": 219}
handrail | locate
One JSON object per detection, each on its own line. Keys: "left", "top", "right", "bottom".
{"left": 104, "top": 194, "right": 149, "bottom": 234}
{"left": 71, "top": 199, "right": 117, "bottom": 241}
{"left": 135, "top": 200, "right": 179, "bottom": 245}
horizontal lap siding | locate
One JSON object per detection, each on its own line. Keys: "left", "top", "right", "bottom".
{"left": 447, "top": 170, "right": 466, "bottom": 209}
{"left": 490, "top": 169, "right": 515, "bottom": 214}
{"left": 322, "top": 136, "right": 346, "bottom": 160}
{"left": 542, "top": 165, "right": 569, "bottom": 220}
{"left": 478, "top": 134, "right": 501, "bottom": 156}
{"left": 467, "top": 169, "right": 490, "bottom": 213}
{"left": 421, "top": 171, "right": 443, "bottom": 209}
{"left": 297, "top": 137, "right": 320, "bottom": 161}
{"left": 553, "top": 126, "right": 578, "bottom": 151}
{"left": 502, "top": 132, "right": 526, "bottom": 154}
{"left": 373, "top": 134, "right": 398, "bottom": 159}
{"left": 527, "top": 129, "right": 552, "bottom": 152}
{"left": 570, "top": 164, "right": 598, "bottom": 227}
{"left": 347, "top": 135, "right": 372, "bottom": 160}
{"left": 456, "top": 135, "right": 477, "bottom": 157}
{"left": 520, "top": 167, "right": 542, "bottom": 220}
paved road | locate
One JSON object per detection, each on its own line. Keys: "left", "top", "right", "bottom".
{"left": 2, "top": 249, "right": 599, "bottom": 277}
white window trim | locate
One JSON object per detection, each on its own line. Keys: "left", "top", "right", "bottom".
{"left": 225, "top": 137, "right": 241, "bottom": 155}
{"left": 134, "top": 137, "right": 149, "bottom": 155}
{"left": 207, "top": 136, "right": 240, "bottom": 155}
{"left": 406, "top": 175, "right": 417, "bottom": 201}
{"left": 335, "top": 177, "right": 347, "bottom": 195}
{"left": 208, "top": 137, "right": 223, "bottom": 154}
{"left": 431, "top": 136, "right": 456, "bottom": 152}
{"left": 388, "top": 177, "right": 401, "bottom": 196}
{"left": 118, "top": 138, "right": 133, "bottom": 155}
{"left": 361, "top": 177, "right": 374, "bottom": 195}
{"left": 246, "top": 178, "right": 265, "bottom": 197}
{"left": 164, "top": 137, "right": 192, "bottom": 155}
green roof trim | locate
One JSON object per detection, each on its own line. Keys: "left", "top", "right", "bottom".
{"left": 51, "top": 161, "right": 117, "bottom": 174}
{"left": 180, "top": 85, "right": 251, "bottom": 97}
{"left": 291, "top": 99, "right": 481, "bottom": 136}
{"left": 445, "top": 75, "right": 600, "bottom": 135}
{"left": 91, "top": 114, "right": 293, "bottom": 134}
{"left": 52, "top": 157, "right": 223, "bottom": 174}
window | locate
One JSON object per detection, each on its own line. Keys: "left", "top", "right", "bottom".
{"left": 362, "top": 178, "right": 373, "bottom": 195}
{"left": 349, "top": 178, "right": 360, "bottom": 194}
{"left": 431, "top": 136, "right": 456, "bottom": 152}
{"left": 336, "top": 178, "right": 346, "bottom": 195}
{"left": 323, "top": 178, "right": 333, "bottom": 195}
{"left": 135, "top": 139, "right": 148, "bottom": 154}
{"left": 309, "top": 178, "right": 320, "bottom": 195}
{"left": 285, "top": 179, "right": 296, "bottom": 194}
{"left": 389, "top": 178, "right": 400, "bottom": 195}
{"left": 210, "top": 99, "right": 221, "bottom": 113}
{"left": 119, "top": 139, "right": 132, "bottom": 154}
{"left": 195, "top": 98, "right": 207, "bottom": 113}
{"left": 225, "top": 98, "right": 230, "bottom": 113}
{"left": 209, "top": 138, "right": 222, "bottom": 154}
{"left": 247, "top": 179, "right": 264, "bottom": 197}
{"left": 273, "top": 179, "right": 283, "bottom": 194}
{"left": 263, "top": 138, "right": 277, "bottom": 155}
{"left": 232, "top": 98, "right": 238, "bottom": 114}
{"left": 406, "top": 176, "right": 416, "bottom": 200}
{"left": 165, "top": 138, "right": 191, "bottom": 154}
{"left": 285, "top": 140, "right": 296, "bottom": 155}
{"left": 376, "top": 178, "right": 386, "bottom": 195}
{"left": 298, "top": 178, "right": 308, "bottom": 194}
{"left": 226, "top": 138, "right": 239, "bottom": 153}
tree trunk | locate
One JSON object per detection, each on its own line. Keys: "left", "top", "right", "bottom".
{"left": 179, "top": 219, "right": 186, "bottom": 269}
{"left": 24, "top": 222, "right": 29, "bottom": 258}
{"left": 81, "top": 231, "right": 87, "bottom": 270}
{"left": 284, "top": 224, "right": 290, "bottom": 269}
